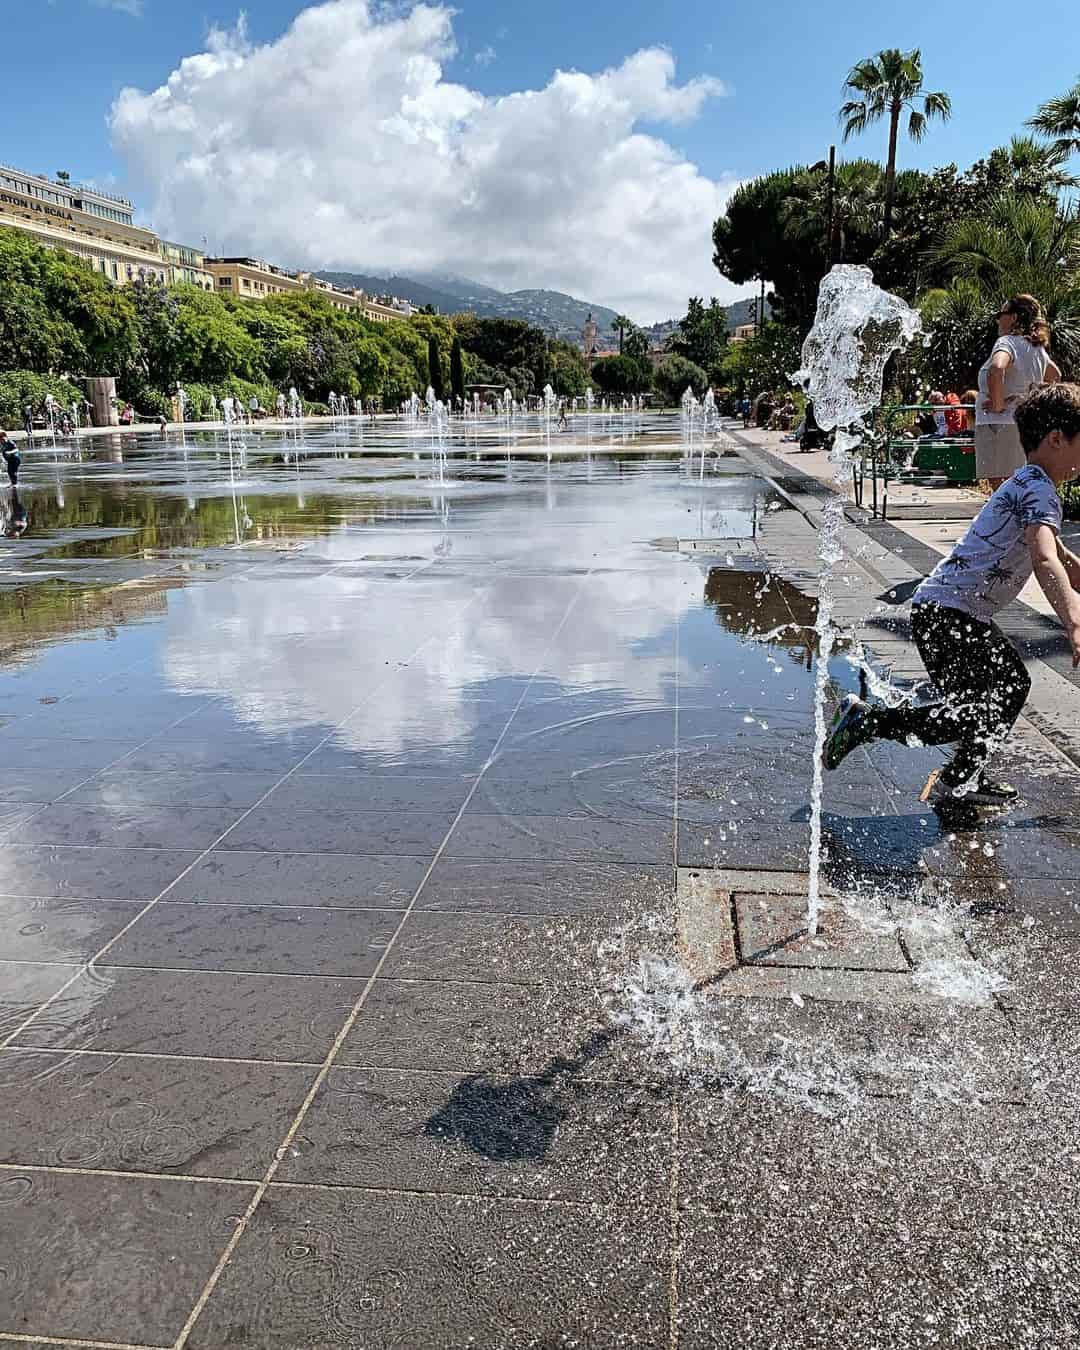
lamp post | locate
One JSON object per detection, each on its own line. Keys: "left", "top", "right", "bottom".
{"left": 810, "top": 146, "right": 838, "bottom": 267}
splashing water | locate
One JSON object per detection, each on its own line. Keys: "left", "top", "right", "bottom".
{"left": 792, "top": 266, "right": 922, "bottom": 936}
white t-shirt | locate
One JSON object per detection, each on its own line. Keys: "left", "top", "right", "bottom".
{"left": 914, "top": 463, "right": 1061, "bottom": 622}
{"left": 976, "top": 335, "right": 1051, "bottom": 426}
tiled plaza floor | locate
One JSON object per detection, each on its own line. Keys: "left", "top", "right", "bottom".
{"left": 1, "top": 420, "right": 1078, "bottom": 1347}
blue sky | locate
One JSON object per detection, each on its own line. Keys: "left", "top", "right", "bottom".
{"left": 13, "top": 0, "right": 1077, "bottom": 191}
{"left": 5, "top": 0, "right": 1079, "bottom": 318}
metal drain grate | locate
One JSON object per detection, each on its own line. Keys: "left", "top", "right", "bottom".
{"left": 676, "top": 868, "right": 979, "bottom": 1006}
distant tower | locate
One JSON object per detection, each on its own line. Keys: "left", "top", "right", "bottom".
{"left": 583, "top": 312, "right": 599, "bottom": 359}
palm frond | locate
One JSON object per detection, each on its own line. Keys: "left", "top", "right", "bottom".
{"left": 922, "top": 90, "right": 952, "bottom": 121}
{"left": 907, "top": 110, "right": 928, "bottom": 144}
{"left": 1028, "top": 82, "right": 1080, "bottom": 139}
{"left": 840, "top": 101, "right": 870, "bottom": 140}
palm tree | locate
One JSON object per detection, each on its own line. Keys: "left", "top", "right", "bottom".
{"left": 840, "top": 48, "right": 951, "bottom": 238}
{"left": 611, "top": 315, "right": 633, "bottom": 355}
{"left": 931, "top": 194, "right": 1080, "bottom": 374}
{"left": 782, "top": 159, "right": 882, "bottom": 263}
{"left": 1029, "top": 76, "right": 1080, "bottom": 161}
{"left": 999, "top": 134, "right": 1078, "bottom": 196}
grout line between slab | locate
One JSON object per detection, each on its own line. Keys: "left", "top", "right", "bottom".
{"left": 0, "top": 1161, "right": 257, "bottom": 1188}
{"left": 0, "top": 957, "right": 548, "bottom": 986}
{"left": 668, "top": 1097, "right": 681, "bottom": 1350}
{"left": 0, "top": 1335, "right": 167, "bottom": 1350}
{"left": 2, "top": 1044, "right": 328, "bottom": 1069}
{"left": 171, "top": 573, "right": 594, "bottom": 1350}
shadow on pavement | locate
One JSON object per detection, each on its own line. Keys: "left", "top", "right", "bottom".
{"left": 423, "top": 1029, "right": 619, "bottom": 1162}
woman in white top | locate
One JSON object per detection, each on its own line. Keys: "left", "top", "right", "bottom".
{"left": 976, "top": 293, "right": 1060, "bottom": 487}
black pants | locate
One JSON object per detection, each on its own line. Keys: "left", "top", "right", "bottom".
{"left": 1, "top": 449, "right": 18, "bottom": 486}
{"left": 868, "top": 602, "right": 1031, "bottom": 787}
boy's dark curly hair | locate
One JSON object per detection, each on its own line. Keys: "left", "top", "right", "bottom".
{"left": 1016, "top": 382, "right": 1080, "bottom": 456}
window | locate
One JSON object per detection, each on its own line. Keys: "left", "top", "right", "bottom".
{"left": 218, "top": 276, "right": 231, "bottom": 286}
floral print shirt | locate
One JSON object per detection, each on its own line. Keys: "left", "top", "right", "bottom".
{"left": 914, "top": 463, "right": 1062, "bottom": 622}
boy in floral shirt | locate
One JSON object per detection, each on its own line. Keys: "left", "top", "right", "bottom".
{"left": 826, "top": 383, "right": 1080, "bottom": 805}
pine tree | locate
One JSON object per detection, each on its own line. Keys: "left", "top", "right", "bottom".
{"left": 450, "top": 337, "right": 465, "bottom": 402}
{"left": 428, "top": 336, "right": 444, "bottom": 401}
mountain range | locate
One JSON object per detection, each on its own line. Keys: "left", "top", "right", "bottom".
{"left": 316, "top": 270, "right": 620, "bottom": 345}
{"left": 316, "top": 270, "right": 761, "bottom": 350}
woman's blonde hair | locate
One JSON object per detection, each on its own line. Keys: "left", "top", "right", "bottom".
{"left": 1005, "top": 294, "right": 1051, "bottom": 347}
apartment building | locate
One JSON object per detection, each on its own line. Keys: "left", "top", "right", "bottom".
{"left": 0, "top": 164, "right": 168, "bottom": 283}
{"left": 206, "top": 257, "right": 412, "bottom": 323}
{"left": 0, "top": 162, "right": 416, "bottom": 324}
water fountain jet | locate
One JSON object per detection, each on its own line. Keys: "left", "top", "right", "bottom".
{"left": 792, "top": 264, "right": 921, "bottom": 935}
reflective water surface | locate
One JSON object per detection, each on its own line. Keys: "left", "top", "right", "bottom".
{"left": 0, "top": 418, "right": 1076, "bottom": 1349}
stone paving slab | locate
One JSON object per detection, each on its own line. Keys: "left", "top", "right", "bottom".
{"left": 4, "top": 431, "right": 1080, "bottom": 1346}
{"left": 676, "top": 1210, "right": 1080, "bottom": 1350}
{"left": 184, "top": 1187, "right": 671, "bottom": 1350}
{"left": 0, "top": 1170, "right": 252, "bottom": 1347}
{"left": 12, "top": 966, "right": 367, "bottom": 1063}
{"left": 0, "top": 1048, "right": 310, "bottom": 1178}
{"left": 282, "top": 1066, "right": 672, "bottom": 1204}
{"left": 166, "top": 850, "right": 429, "bottom": 908}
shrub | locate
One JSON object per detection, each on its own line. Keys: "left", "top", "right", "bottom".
{"left": 0, "top": 370, "right": 84, "bottom": 426}
{"left": 653, "top": 355, "right": 708, "bottom": 405}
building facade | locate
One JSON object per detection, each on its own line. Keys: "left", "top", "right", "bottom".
{"left": 206, "top": 257, "right": 412, "bottom": 323}
{"left": 0, "top": 164, "right": 168, "bottom": 284}
{"left": 0, "top": 162, "right": 417, "bottom": 325}
{"left": 160, "top": 240, "right": 215, "bottom": 291}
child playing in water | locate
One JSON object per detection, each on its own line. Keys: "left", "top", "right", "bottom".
{"left": 0, "top": 430, "right": 20, "bottom": 486}
{"left": 826, "top": 382, "right": 1080, "bottom": 805}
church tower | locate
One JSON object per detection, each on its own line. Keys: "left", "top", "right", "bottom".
{"left": 583, "top": 313, "right": 598, "bottom": 359}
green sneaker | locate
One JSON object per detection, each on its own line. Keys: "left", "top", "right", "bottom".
{"left": 823, "top": 695, "right": 875, "bottom": 771}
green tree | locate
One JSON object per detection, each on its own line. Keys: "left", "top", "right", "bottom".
{"left": 670, "top": 297, "right": 730, "bottom": 370}
{"left": 931, "top": 194, "right": 1080, "bottom": 375}
{"left": 450, "top": 337, "right": 465, "bottom": 401}
{"left": 0, "top": 226, "right": 137, "bottom": 378}
{"left": 719, "top": 322, "right": 802, "bottom": 398}
{"left": 713, "top": 169, "right": 820, "bottom": 329}
{"left": 653, "top": 354, "right": 707, "bottom": 404}
{"left": 173, "top": 287, "right": 262, "bottom": 387}
{"left": 1029, "top": 75, "right": 1080, "bottom": 161}
{"left": 623, "top": 325, "right": 650, "bottom": 362}
{"left": 548, "top": 340, "right": 591, "bottom": 396}
{"left": 0, "top": 371, "right": 84, "bottom": 424}
{"left": 840, "top": 48, "right": 951, "bottom": 238}
{"left": 783, "top": 159, "right": 882, "bottom": 263}
{"left": 592, "top": 354, "right": 651, "bottom": 395}
{"left": 989, "top": 135, "right": 1078, "bottom": 196}
{"left": 428, "top": 335, "right": 444, "bottom": 399}
{"left": 917, "top": 281, "right": 994, "bottom": 391}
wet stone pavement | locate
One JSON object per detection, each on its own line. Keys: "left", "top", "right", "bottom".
{"left": 0, "top": 417, "right": 1079, "bottom": 1348}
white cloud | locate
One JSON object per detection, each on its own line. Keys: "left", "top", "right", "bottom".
{"left": 474, "top": 45, "right": 496, "bottom": 67}
{"left": 110, "top": 0, "right": 743, "bottom": 322}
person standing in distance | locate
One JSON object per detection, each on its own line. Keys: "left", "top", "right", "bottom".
{"left": 976, "top": 294, "right": 1060, "bottom": 489}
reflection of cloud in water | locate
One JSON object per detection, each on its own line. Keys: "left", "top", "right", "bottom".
{"left": 161, "top": 567, "right": 695, "bottom": 752}
{"left": 158, "top": 478, "right": 772, "bottom": 750}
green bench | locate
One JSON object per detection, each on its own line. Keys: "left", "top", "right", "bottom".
{"left": 852, "top": 403, "right": 976, "bottom": 519}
